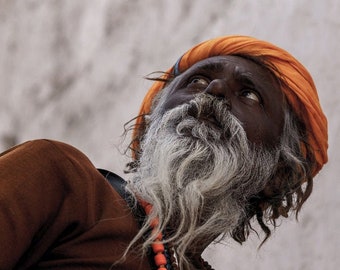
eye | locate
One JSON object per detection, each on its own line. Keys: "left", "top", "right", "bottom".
{"left": 188, "top": 76, "right": 210, "bottom": 87}
{"left": 240, "top": 89, "right": 261, "bottom": 103}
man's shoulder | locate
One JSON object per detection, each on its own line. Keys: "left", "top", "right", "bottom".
{"left": 1, "top": 139, "right": 87, "bottom": 160}
{"left": 0, "top": 139, "right": 97, "bottom": 177}
{"left": 0, "top": 139, "right": 116, "bottom": 200}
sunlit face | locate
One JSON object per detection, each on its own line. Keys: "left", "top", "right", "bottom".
{"left": 158, "top": 55, "right": 285, "bottom": 146}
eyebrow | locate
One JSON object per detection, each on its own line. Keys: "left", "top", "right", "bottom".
{"left": 234, "top": 72, "right": 256, "bottom": 87}
{"left": 200, "top": 62, "right": 255, "bottom": 82}
{"left": 198, "top": 61, "right": 263, "bottom": 89}
{"left": 200, "top": 62, "right": 225, "bottom": 73}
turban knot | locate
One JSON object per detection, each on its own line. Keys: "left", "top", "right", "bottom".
{"left": 133, "top": 35, "right": 328, "bottom": 177}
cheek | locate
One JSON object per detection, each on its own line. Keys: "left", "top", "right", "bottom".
{"left": 231, "top": 108, "right": 283, "bottom": 146}
{"left": 161, "top": 91, "right": 196, "bottom": 112}
{"left": 243, "top": 121, "right": 280, "bottom": 146}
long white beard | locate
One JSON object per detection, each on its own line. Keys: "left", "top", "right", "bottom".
{"left": 127, "top": 93, "right": 280, "bottom": 267}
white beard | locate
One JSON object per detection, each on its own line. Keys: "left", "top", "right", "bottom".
{"left": 127, "top": 93, "right": 280, "bottom": 268}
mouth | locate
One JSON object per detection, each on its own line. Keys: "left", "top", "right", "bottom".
{"left": 198, "top": 114, "right": 223, "bottom": 130}
{"left": 186, "top": 106, "right": 223, "bottom": 130}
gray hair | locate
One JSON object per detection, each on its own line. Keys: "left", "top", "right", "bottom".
{"left": 125, "top": 92, "right": 299, "bottom": 268}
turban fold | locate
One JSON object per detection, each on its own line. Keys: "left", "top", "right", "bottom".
{"left": 133, "top": 35, "right": 328, "bottom": 176}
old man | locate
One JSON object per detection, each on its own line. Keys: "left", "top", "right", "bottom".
{"left": 0, "top": 36, "right": 328, "bottom": 269}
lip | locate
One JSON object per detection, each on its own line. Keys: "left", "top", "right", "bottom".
{"left": 186, "top": 105, "right": 223, "bottom": 130}
{"left": 198, "top": 115, "right": 222, "bottom": 130}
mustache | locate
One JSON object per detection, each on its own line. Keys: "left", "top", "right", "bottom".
{"left": 172, "top": 94, "right": 241, "bottom": 141}
{"left": 186, "top": 94, "right": 231, "bottom": 119}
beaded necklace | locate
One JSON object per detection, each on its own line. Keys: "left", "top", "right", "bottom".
{"left": 139, "top": 200, "right": 214, "bottom": 270}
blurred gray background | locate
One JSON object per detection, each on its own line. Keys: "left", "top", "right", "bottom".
{"left": 1, "top": 0, "right": 339, "bottom": 269}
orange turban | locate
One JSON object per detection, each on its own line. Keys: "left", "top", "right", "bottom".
{"left": 133, "top": 35, "right": 328, "bottom": 176}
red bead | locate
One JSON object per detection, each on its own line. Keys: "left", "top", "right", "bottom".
{"left": 144, "top": 204, "right": 153, "bottom": 215}
{"left": 139, "top": 200, "right": 147, "bottom": 208}
{"left": 152, "top": 241, "right": 165, "bottom": 253}
{"left": 150, "top": 217, "right": 159, "bottom": 227}
{"left": 152, "top": 230, "right": 162, "bottom": 240}
{"left": 154, "top": 253, "right": 167, "bottom": 266}
{"left": 157, "top": 232, "right": 163, "bottom": 240}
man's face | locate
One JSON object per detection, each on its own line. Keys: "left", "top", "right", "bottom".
{"left": 158, "top": 55, "right": 285, "bottom": 147}
{"left": 133, "top": 56, "right": 290, "bottom": 258}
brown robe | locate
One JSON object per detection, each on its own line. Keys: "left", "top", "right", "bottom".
{"left": 0, "top": 139, "right": 151, "bottom": 269}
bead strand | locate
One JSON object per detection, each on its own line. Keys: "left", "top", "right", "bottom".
{"left": 140, "top": 200, "right": 168, "bottom": 270}
{"left": 139, "top": 199, "right": 214, "bottom": 270}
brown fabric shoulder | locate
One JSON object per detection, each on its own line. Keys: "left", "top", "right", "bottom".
{"left": 0, "top": 139, "right": 150, "bottom": 270}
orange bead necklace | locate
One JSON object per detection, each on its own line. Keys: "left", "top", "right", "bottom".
{"left": 139, "top": 200, "right": 173, "bottom": 270}
{"left": 139, "top": 200, "right": 213, "bottom": 270}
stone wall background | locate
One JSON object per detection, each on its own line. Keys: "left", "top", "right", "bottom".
{"left": 1, "top": 0, "right": 339, "bottom": 269}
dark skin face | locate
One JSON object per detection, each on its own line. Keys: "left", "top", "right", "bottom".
{"left": 160, "top": 55, "right": 285, "bottom": 147}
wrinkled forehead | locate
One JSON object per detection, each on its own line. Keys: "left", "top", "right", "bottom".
{"left": 174, "top": 55, "right": 282, "bottom": 84}
{"left": 168, "top": 55, "right": 285, "bottom": 99}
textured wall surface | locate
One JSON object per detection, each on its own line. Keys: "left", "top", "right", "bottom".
{"left": 1, "top": 0, "right": 339, "bottom": 269}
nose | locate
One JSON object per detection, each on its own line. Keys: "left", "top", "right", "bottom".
{"left": 204, "top": 79, "right": 229, "bottom": 99}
